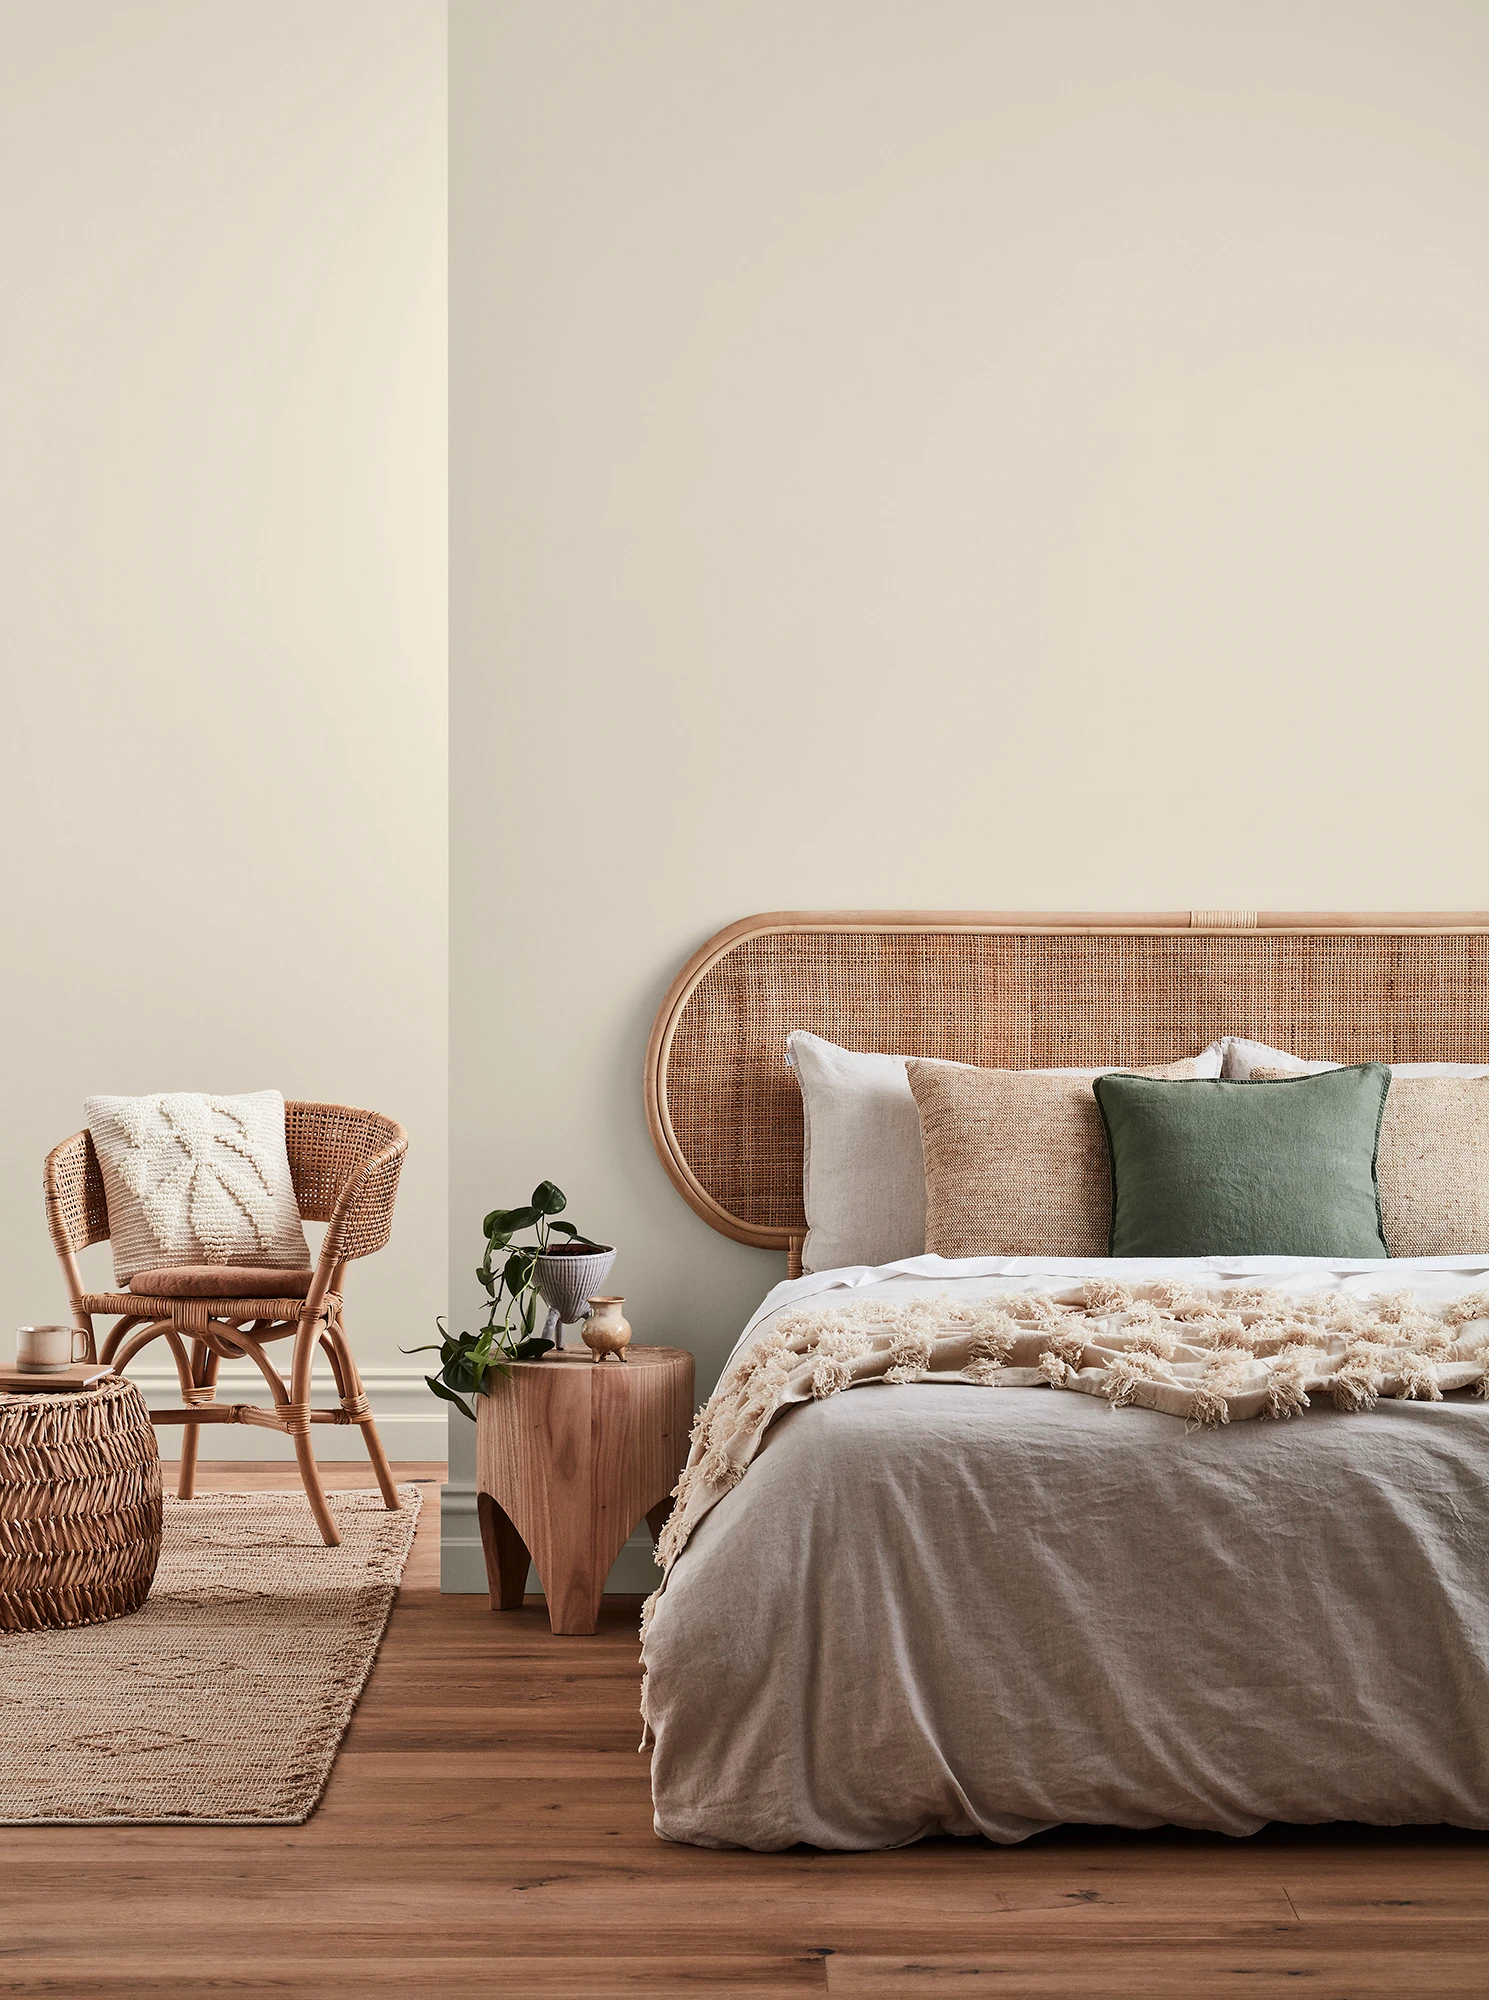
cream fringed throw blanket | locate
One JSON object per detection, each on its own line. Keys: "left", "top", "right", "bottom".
{"left": 641, "top": 1278, "right": 1489, "bottom": 1637}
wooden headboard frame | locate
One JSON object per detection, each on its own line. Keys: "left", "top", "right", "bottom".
{"left": 645, "top": 909, "right": 1489, "bottom": 1274}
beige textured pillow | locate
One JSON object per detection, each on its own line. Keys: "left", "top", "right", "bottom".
{"left": 907, "top": 1058, "right": 1200, "bottom": 1258}
{"left": 1253, "top": 1069, "right": 1489, "bottom": 1257}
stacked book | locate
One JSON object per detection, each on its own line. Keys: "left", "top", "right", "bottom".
{"left": 0, "top": 1362, "right": 117, "bottom": 1394}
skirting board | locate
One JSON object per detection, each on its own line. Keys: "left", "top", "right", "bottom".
{"left": 438, "top": 1479, "right": 662, "bottom": 1597}
{"left": 127, "top": 1363, "right": 446, "bottom": 1462}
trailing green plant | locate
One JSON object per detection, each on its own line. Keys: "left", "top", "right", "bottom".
{"left": 407, "top": 1181, "right": 603, "bottom": 1419}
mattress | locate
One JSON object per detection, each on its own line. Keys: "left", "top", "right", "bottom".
{"left": 642, "top": 1254, "right": 1489, "bottom": 1851}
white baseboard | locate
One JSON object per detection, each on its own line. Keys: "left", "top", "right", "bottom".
{"left": 438, "top": 1478, "right": 661, "bottom": 1596}
{"left": 127, "top": 1363, "right": 446, "bottom": 1462}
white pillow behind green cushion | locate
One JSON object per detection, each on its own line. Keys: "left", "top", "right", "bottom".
{"left": 1221, "top": 1036, "right": 1489, "bottom": 1080}
{"left": 787, "top": 1033, "right": 946, "bottom": 1273}
{"left": 1221, "top": 1037, "right": 1336, "bottom": 1079}
{"left": 84, "top": 1089, "right": 311, "bottom": 1286}
{"left": 786, "top": 1031, "right": 1224, "bottom": 1274}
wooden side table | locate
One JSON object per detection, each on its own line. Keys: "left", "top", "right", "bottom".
{"left": 475, "top": 1345, "right": 694, "bottom": 1636}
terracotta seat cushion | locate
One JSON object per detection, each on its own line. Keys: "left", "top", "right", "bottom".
{"left": 127, "top": 1265, "right": 316, "bottom": 1299}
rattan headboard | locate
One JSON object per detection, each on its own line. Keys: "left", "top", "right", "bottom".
{"left": 644, "top": 909, "right": 1489, "bottom": 1262}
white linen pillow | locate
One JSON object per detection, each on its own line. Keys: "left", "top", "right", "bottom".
{"left": 1221, "top": 1036, "right": 1489, "bottom": 1080}
{"left": 84, "top": 1089, "right": 311, "bottom": 1286}
{"left": 786, "top": 1031, "right": 1224, "bottom": 1274}
{"left": 1221, "top": 1038, "right": 1336, "bottom": 1080}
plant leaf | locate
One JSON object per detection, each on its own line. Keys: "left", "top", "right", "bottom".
{"left": 545, "top": 1220, "right": 579, "bottom": 1238}
{"left": 486, "top": 1206, "right": 538, "bottom": 1236}
{"left": 531, "top": 1181, "right": 567, "bottom": 1216}
{"left": 510, "top": 1335, "right": 554, "bottom": 1361}
{"left": 503, "top": 1248, "right": 537, "bottom": 1291}
{"left": 425, "top": 1374, "right": 475, "bottom": 1420}
{"left": 404, "top": 1313, "right": 455, "bottom": 1358}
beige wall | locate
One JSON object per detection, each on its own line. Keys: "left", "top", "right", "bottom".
{"left": 1, "top": 1, "right": 448, "bottom": 1459}
{"left": 449, "top": 0, "right": 1489, "bottom": 1583}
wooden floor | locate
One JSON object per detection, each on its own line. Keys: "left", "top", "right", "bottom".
{"left": 3, "top": 1463, "right": 1487, "bottom": 1999}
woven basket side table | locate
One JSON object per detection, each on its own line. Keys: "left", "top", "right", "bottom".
{"left": 476, "top": 1345, "right": 695, "bottom": 1636}
{"left": 0, "top": 1376, "right": 163, "bottom": 1633}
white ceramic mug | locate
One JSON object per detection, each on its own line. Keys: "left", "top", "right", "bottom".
{"left": 16, "top": 1325, "right": 90, "bottom": 1372}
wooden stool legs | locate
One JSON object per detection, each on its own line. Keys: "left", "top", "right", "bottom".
{"left": 476, "top": 1347, "right": 695, "bottom": 1636}
{"left": 477, "top": 1491, "right": 531, "bottom": 1612}
{"left": 472, "top": 1492, "right": 675, "bottom": 1629}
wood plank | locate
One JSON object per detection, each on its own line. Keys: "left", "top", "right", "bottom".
{"left": 0, "top": 1883, "right": 1304, "bottom": 1955}
{"left": 1286, "top": 1876, "right": 1489, "bottom": 1921}
{"left": 827, "top": 1942, "right": 1489, "bottom": 1997}
{"left": 0, "top": 1958, "right": 830, "bottom": 1999}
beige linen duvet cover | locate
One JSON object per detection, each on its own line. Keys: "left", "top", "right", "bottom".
{"left": 642, "top": 1255, "right": 1489, "bottom": 1851}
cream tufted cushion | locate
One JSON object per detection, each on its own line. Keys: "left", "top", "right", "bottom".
{"left": 84, "top": 1090, "right": 311, "bottom": 1286}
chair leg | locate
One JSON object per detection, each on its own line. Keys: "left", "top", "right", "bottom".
{"left": 359, "top": 1415, "right": 401, "bottom": 1512}
{"left": 177, "top": 1421, "right": 201, "bottom": 1502}
{"left": 293, "top": 1427, "right": 341, "bottom": 1547}
{"left": 327, "top": 1316, "right": 400, "bottom": 1512}
{"left": 290, "top": 1315, "right": 340, "bottom": 1548}
{"left": 176, "top": 1341, "right": 219, "bottom": 1501}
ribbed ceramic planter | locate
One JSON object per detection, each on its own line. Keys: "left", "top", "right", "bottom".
{"left": 533, "top": 1246, "right": 616, "bottom": 1349}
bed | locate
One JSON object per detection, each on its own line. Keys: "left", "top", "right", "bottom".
{"left": 639, "top": 911, "right": 1489, "bottom": 1851}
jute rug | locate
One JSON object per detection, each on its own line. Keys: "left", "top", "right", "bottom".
{"left": 0, "top": 1483, "right": 421, "bottom": 1826}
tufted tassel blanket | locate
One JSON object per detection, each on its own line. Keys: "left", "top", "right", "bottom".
{"left": 642, "top": 1278, "right": 1489, "bottom": 1641}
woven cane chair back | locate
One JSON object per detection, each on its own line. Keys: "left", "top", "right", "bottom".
{"left": 45, "top": 1103, "right": 406, "bottom": 1263}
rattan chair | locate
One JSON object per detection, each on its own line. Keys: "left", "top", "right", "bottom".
{"left": 43, "top": 1103, "right": 408, "bottom": 1547}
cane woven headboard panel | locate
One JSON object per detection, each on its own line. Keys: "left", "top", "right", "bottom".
{"left": 644, "top": 910, "right": 1489, "bottom": 1258}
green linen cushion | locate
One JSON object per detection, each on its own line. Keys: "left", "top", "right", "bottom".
{"left": 1091, "top": 1066, "right": 1391, "bottom": 1259}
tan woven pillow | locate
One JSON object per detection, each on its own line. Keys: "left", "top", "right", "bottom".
{"left": 1252, "top": 1070, "right": 1489, "bottom": 1257}
{"left": 907, "top": 1058, "right": 1201, "bottom": 1258}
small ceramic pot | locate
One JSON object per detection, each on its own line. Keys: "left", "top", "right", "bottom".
{"left": 533, "top": 1246, "right": 616, "bottom": 1350}
{"left": 582, "top": 1297, "right": 632, "bottom": 1363}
